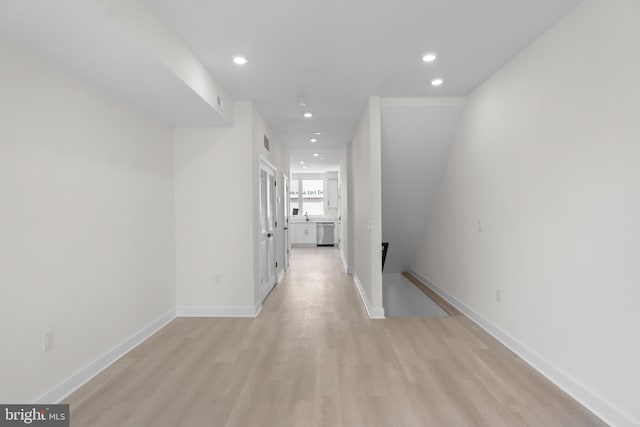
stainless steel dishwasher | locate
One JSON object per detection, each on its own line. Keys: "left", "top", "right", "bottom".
{"left": 316, "top": 222, "right": 335, "bottom": 246}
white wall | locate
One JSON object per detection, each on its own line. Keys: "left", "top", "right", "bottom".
{"left": 411, "top": 1, "right": 640, "bottom": 425}
{"left": 174, "top": 102, "right": 255, "bottom": 311}
{"left": 251, "top": 104, "right": 289, "bottom": 303}
{"left": 0, "top": 38, "right": 175, "bottom": 403}
{"left": 174, "top": 101, "right": 289, "bottom": 312}
{"left": 349, "top": 97, "right": 383, "bottom": 318}
{"left": 380, "top": 98, "right": 465, "bottom": 273}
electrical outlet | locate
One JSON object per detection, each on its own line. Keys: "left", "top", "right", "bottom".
{"left": 213, "top": 274, "right": 221, "bottom": 287}
{"left": 495, "top": 289, "right": 501, "bottom": 303}
{"left": 43, "top": 331, "right": 55, "bottom": 352}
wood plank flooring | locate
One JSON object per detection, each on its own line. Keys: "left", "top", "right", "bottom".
{"left": 66, "top": 247, "right": 606, "bottom": 426}
{"left": 402, "top": 272, "right": 461, "bottom": 316}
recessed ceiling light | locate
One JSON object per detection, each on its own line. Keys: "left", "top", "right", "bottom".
{"left": 320, "top": 157, "right": 325, "bottom": 160}
{"left": 233, "top": 56, "right": 247, "bottom": 65}
{"left": 422, "top": 53, "right": 437, "bottom": 62}
{"left": 299, "top": 161, "right": 305, "bottom": 164}
{"left": 313, "top": 153, "right": 319, "bottom": 157}
{"left": 310, "top": 138, "right": 317, "bottom": 143}
{"left": 431, "top": 78, "right": 444, "bottom": 86}
{"left": 302, "top": 166, "right": 307, "bottom": 169}
{"left": 304, "top": 112, "right": 313, "bottom": 118}
{"left": 315, "top": 132, "right": 321, "bottom": 135}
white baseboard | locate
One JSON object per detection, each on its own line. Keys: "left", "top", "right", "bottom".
{"left": 352, "top": 272, "right": 385, "bottom": 319}
{"left": 277, "top": 269, "right": 285, "bottom": 284}
{"left": 33, "top": 300, "right": 264, "bottom": 405}
{"left": 35, "top": 308, "right": 177, "bottom": 404}
{"left": 177, "top": 304, "right": 261, "bottom": 318}
{"left": 340, "top": 250, "right": 349, "bottom": 273}
{"left": 408, "top": 270, "right": 637, "bottom": 427}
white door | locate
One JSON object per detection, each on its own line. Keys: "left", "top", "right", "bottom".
{"left": 283, "top": 175, "right": 290, "bottom": 269}
{"left": 259, "top": 162, "right": 277, "bottom": 302}
{"left": 267, "top": 171, "right": 277, "bottom": 289}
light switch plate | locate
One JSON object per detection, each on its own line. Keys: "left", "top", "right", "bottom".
{"left": 43, "top": 331, "right": 55, "bottom": 352}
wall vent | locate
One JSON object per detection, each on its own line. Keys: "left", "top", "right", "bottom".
{"left": 264, "top": 135, "right": 270, "bottom": 151}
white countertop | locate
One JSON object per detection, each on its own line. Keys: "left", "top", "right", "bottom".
{"left": 290, "top": 219, "right": 338, "bottom": 224}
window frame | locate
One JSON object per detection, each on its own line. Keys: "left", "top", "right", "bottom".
{"left": 289, "top": 178, "right": 325, "bottom": 217}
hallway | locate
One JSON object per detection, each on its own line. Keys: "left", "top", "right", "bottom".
{"left": 67, "top": 248, "right": 604, "bottom": 426}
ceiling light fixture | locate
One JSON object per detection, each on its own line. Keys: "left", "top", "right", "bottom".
{"left": 315, "top": 132, "right": 321, "bottom": 135}
{"left": 299, "top": 161, "right": 305, "bottom": 164}
{"left": 313, "top": 153, "right": 319, "bottom": 157}
{"left": 302, "top": 166, "right": 307, "bottom": 169}
{"left": 422, "top": 53, "right": 437, "bottom": 62}
{"left": 431, "top": 78, "right": 444, "bottom": 86}
{"left": 320, "top": 157, "right": 325, "bottom": 160}
{"left": 304, "top": 112, "right": 313, "bottom": 118}
{"left": 310, "top": 138, "right": 317, "bottom": 143}
{"left": 233, "top": 56, "right": 248, "bottom": 65}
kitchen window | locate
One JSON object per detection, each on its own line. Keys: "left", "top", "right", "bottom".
{"left": 290, "top": 179, "right": 324, "bottom": 216}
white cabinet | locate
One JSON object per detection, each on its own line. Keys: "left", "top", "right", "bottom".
{"left": 305, "top": 224, "right": 317, "bottom": 244}
{"left": 326, "top": 178, "right": 339, "bottom": 209}
{"left": 292, "top": 222, "right": 317, "bottom": 245}
{"left": 291, "top": 223, "right": 301, "bottom": 244}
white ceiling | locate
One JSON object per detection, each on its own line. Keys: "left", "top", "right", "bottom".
{"left": 153, "top": 0, "right": 581, "bottom": 170}
{"left": 1, "top": 0, "right": 581, "bottom": 169}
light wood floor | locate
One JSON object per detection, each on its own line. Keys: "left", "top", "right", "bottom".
{"left": 66, "top": 247, "right": 605, "bottom": 426}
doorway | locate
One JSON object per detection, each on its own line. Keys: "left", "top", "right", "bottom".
{"left": 259, "top": 161, "right": 277, "bottom": 302}
{"left": 283, "top": 174, "right": 291, "bottom": 270}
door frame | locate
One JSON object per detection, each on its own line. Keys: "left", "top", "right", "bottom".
{"left": 258, "top": 157, "right": 278, "bottom": 303}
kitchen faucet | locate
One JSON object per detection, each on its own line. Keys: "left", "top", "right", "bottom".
{"left": 305, "top": 212, "right": 309, "bottom": 221}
